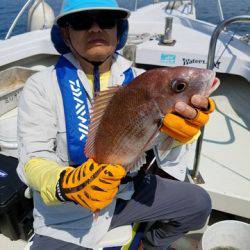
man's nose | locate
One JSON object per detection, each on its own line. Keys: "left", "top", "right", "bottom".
{"left": 88, "top": 21, "right": 102, "bottom": 32}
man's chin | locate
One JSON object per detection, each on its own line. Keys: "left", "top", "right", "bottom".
{"left": 86, "top": 49, "right": 113, "bottom": 62}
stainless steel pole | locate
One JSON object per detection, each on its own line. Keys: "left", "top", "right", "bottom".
{"left": 5, "top": 0, "right": 34, "bottom": 40}
{"left": 134, "top": 0, "right": 138, "bottom": 11}
{"left": 216, "top": 0, "right": 224, "bottom": 22}
{"left": 190, "top": 0, "right": 194, "bottom": 15}
{"left": 207, "top": 16, "right": 250, "bottom": 69}
{"left": 192, "top": 15, "right": 250, "bottom": 180}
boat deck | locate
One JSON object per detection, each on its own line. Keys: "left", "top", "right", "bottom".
{"left": 0, "top": 2, "right": 249, "bottom": 249}
{"left": 188, "top": 74, "right": 250, "bottom": 218}
{"left": 128, "top": 2, "right": 250, "bottom": 81}
{"left": 0, "top": 234, "right": 26, "bottom": 249}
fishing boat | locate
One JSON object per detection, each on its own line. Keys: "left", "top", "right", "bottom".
{"left": 0, "top": 0, "right": 249, "bottom": 249}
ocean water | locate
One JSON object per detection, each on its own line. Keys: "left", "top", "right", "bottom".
{"left": 0, "top": 0, "right": 249, "bottom": 39}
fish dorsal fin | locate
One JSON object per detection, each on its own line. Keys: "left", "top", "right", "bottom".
{"left": 85, "top": 86, "right": 121, "bottom": 159}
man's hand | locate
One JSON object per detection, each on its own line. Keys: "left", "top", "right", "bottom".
{"left": 56, "top": 159, "right": 126, "bottom": 212}
{"left": 175, "top": 95, "right": 210, "bottom": 119}
{"left": 161, "top": 95, "right": 215, "bottom": 143}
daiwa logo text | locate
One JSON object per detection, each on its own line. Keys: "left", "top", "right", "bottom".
{"left": 69, "top": 79, "right": 89, "bottom": 141}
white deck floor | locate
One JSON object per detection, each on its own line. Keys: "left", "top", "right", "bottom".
{"left": 0, "top": 234, "right": 26, "bottom": 249}
{"left": 189, "top": 74, "right": 250, "bottom": 218}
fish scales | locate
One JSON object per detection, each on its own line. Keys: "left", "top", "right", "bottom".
{"left": 93, "top": 86, "right": 160, "bottom": 166}
{"left": 85, "top": 66, "right": 220, "bottom": 171}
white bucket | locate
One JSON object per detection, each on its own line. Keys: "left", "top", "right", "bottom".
{"left": 201, "top": 220, "right": 250, "bottom": 250}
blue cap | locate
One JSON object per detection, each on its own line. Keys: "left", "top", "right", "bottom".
{"left": 51, "top": 0, "right": 130, "bottom": 54}
{"left": 56, "top": 0, "right": 130, "bottom": 22}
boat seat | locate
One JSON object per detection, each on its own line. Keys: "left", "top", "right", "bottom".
{"left": 24, "top": 188, "right": 133, "bottom": 249}
{"left": 93, "top": 225, "right": 132, "bottom": 250}
{"left": 24, "top": 225, "right": 132, "bottom": 250}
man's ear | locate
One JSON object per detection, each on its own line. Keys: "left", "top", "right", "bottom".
{"left": 60, "top": 27, "right": 70, "bottom": 46}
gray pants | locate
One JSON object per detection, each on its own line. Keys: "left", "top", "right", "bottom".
{"left": 30, "top": 173, "right": 212, "bottom": 249}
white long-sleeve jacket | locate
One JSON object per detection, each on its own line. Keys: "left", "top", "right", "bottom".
{"left": 17, "top": 53, "right": 190, "bottom": 248}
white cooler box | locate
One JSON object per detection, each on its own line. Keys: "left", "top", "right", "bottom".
{"left": 0, "top": 108, "right": 18, "bottom": 157}
{"left": 0, "top": 67, "right": 37, "bottom": 157}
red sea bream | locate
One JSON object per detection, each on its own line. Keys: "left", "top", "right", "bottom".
{"left": 85, "top": 66, "right": 220, "bottom": 171}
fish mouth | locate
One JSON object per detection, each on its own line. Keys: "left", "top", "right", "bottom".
{"left": 208, "top": 74, "right": 220, "bottom": 95}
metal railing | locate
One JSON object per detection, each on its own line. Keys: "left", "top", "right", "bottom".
{"left": 5, "top": 0, "right": 47, "bottom": 40}
{"left": 134, "top": 0, "right": 138, "bottom": 11}
{"left": 192, "top": 15, "right": 250, "bottom": 182}
{"left": 216, "top": 0, "right": 224, "bottom": 22}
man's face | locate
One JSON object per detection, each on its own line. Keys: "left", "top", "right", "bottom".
{"left": 61, "top": 12, "right": 119, "bottom": 62}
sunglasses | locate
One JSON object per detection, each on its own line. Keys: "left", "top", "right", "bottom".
{"left": 67, "top": 13, "right": 119, "bottom": 31}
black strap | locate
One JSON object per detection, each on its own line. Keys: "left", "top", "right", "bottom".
{"left": 93, "top": 65, "right": 100, "bottom": 93}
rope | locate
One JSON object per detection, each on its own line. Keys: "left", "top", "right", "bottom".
{"left": 214, "top": 24, "right": 241, "bottom": 67}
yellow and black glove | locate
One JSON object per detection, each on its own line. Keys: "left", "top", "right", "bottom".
{"left": 56, "top": 159, "right": 126, "bottom": 212}
{"left": 161, "top": 98, "right": 215, "bottom": 143}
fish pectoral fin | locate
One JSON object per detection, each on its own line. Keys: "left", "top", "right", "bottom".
{"left": 85, "top": 86, "right": 121, "bottom": 158}
{"left": 156, "top": 134, "right": 174, "bottom": 157}
{"left": 125, "top": 153, "right": 147, "bottom": 173}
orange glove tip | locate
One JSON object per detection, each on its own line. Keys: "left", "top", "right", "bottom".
{"left": 204, "top": 98, "right": 216, "bottom": 114}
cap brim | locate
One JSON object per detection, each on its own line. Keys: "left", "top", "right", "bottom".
{"left": 56, "top": 7, "right": 130, "bottom": 23}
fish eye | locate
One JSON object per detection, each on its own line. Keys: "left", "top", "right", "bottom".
{"left": 171, "top": 79, "right": 188, "bottom": 93}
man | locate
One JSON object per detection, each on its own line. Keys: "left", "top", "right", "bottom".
{"left": 17, "top": 0, "right": 214, "bottom": 249}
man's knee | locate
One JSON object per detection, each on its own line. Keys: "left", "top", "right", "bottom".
{"left": 187, "top": 185, "right": 212, "bottom": 229}
{"left": 194, "top": 185, "right": 212, "bottom": 215}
